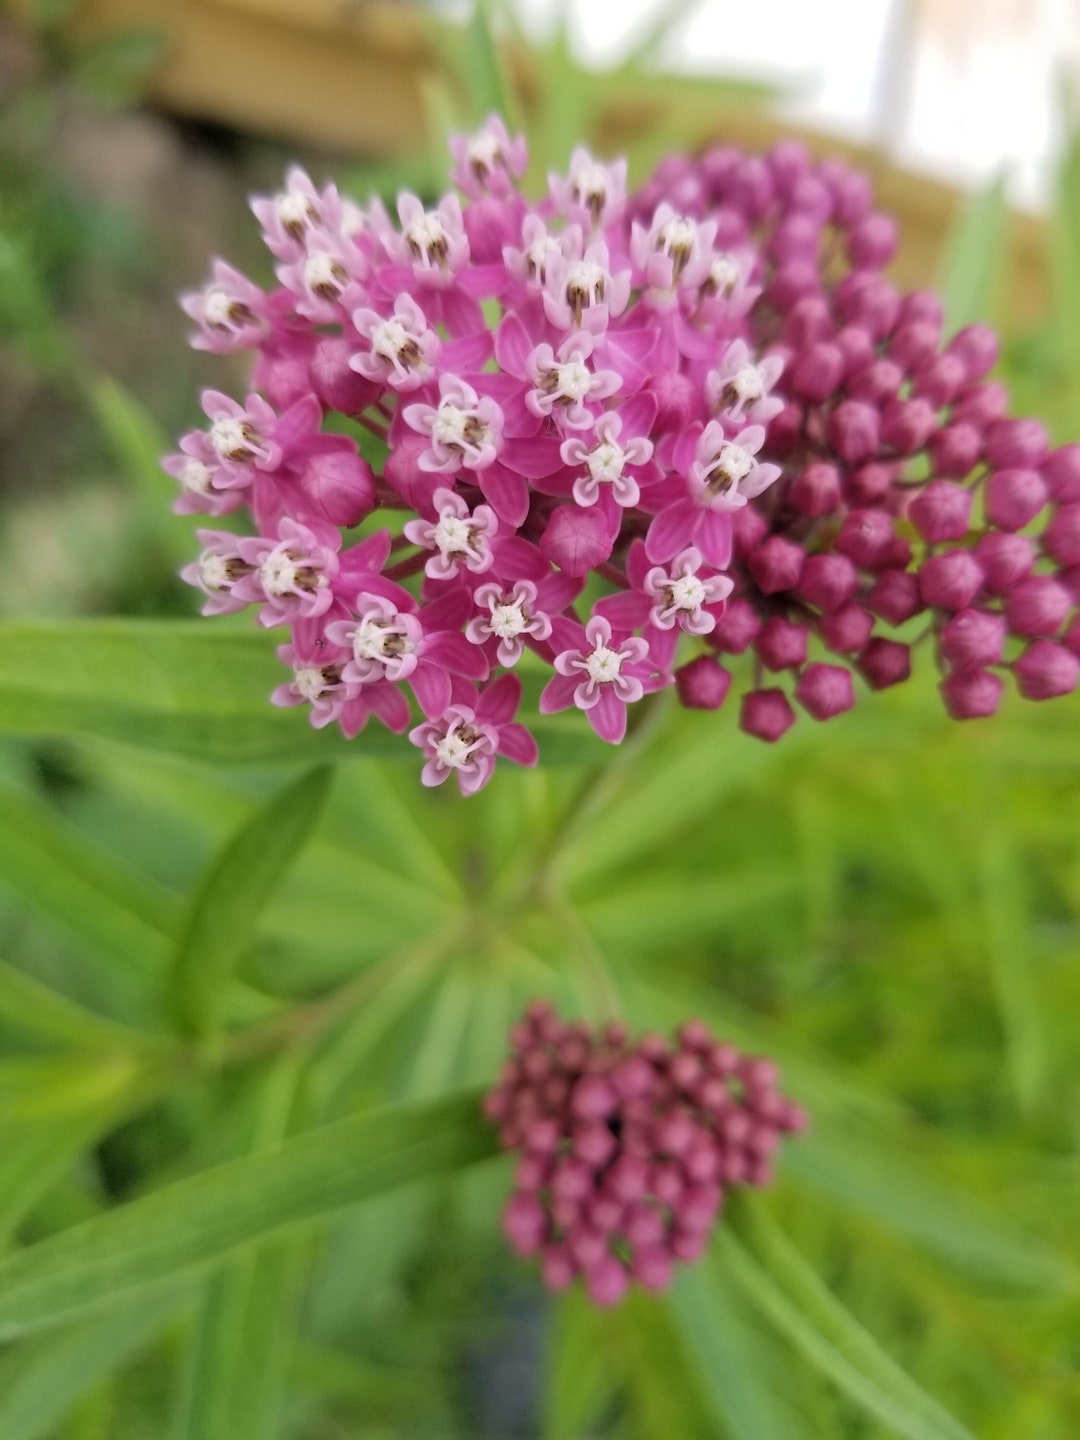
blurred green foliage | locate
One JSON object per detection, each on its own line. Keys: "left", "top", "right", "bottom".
{"left": 1, "top": 2, "right": 1080, "bottom": 1438}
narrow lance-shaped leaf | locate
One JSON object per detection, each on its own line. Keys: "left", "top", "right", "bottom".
{"left": 938, "top": 175, "right": 1007, "bottom": 334}
{"left": 722, "top": 1198, "right": 976, "bottom": 1440}
{"left": 171, "top": 765, "right": 335, "bottom": 1038}
{"left": 0, "top": 1088, "right": 498, "bottom": 1342}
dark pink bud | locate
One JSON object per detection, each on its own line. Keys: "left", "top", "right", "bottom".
{"left": 912, "top": 353, "right": 966, "bottom": 407}
{"left": 985, "top": 468, "right": 1050, "bottom": 531}
{"left": 1065, "top": 615, "right": 1080, "bottom": 656}
{"left": 766, "top": 402, "right": 803, "bottom": 459}
{"left": 833, "top": 324, "right": 876, "bottom": 376}
{"left": 708, "top": 597, "right": 761, "bottom": 654}
{"left": 782, "top": 295, "right": 833, "bottom": 350}
{"left": 571, "top": 1075, "right": 616, "bottom": 1120}
{"left": 888, "top": 320, "right": 940, "bottom": 372}
{"left": 1003, "top": 576, "right": 1072, "bottom": 636}
{"left": 254, "top": 339, "right": 318, "bottom": 410}
{"left": 297, "top": 448, "right": 375, "bottom": 527}
{"left": 823, "top": 160, "right": 872, "bottom": 226}
{"left": 632, "top": 1247, "right": 674, "bottom": 1292}
{"left": 820, "top": 602, "right": 874, "bottom": 653}
{"left": 947, "top": 324, "right": 999, "bottom": 380}
{"left": 748, "top": 536, "right": 805, "bottom": 594}
{"left": 650, "top": 1161, "right": 684, "bottom": 1207}
{"left": 768, "top": 213, "right": 822, "bottom": 264}
{"left": 755, "top": 616, "right": 809, "bottom": 671}
{"left": 384, "top": 433, "right": 437, "bottom": 512}
{"left": 791, "top": 341, "right": 845, "bottom": 402}
{"left": 899, "top": 289, "right": 945, "bottom": 328}
{"left": 919, "top": 551, "right": 984, "bottom": 611}
{"left": 986, "top": 417, "right": 1049, "bottom": 470}
{"left": 846, "top": 211, "right": 897, "bottom": 268}
{"left": 541, "top": 505, "right": 614, "bottom": 576}
{"left": 867, "top": 569, "right": 923, "bottom": 623}
{"left": 675, "top": 656, "right": 732, "bottom": 710}
{"left": 941, "top": 668, "right": 1003, "bottom": 719}
{"left": 309, "top": 336, "right": 378, "bottom": 414}
{"left": 1043, "top": 444, "right": 1080, "bottom": 502}
{"left": 837, "top": 273, "right": 901, "bottom": 340}
{"left": 524, "top": 1116, "right": 561, "bottom": 1156}
{"left": 733, "top": 504, "right": 768, "bottom": 558}
{"left": 795, "top": 662, "right": 855, "bottom": 720}
{"left": 790, "top": 172, "right": 834, "bottom": 221}
{"left": 623, "top": 1200, "right": 665, "bottom": 1248}
{"left": 767, "top": 260, "right": 820, "bottom": 313}
{"left": 649, "top": 368, "right": 698, "bottom": 432}
{"left": 573, "top": 1122, "right": 617, "bottom": 1168}
{"left": 654, "top": 1112, "right": 697, "bottom": 1156}
{"left": 858, "top": 637, "right": 911, "bottom": 688}
{"left": 975, "top": 531, "right": 1035, "bottom": 592}
{"left": 848, "top": 358, "right": 903, "bottom": 407}
{"left": 1014, "top": 640, "right": 1080, "bottom": 699}
{"left": 607, "top": 1155, "right": 650, "bottom": 1203}
{"left": 540, "top": 1244, "right": 576, "bottom": 1290}
{"left": 796, "top": 554, "right": 859, "bottom": 612}
{"left": 828, "top": 400, "right": 880, "bottom": 464}
{"left": 707, "top": 1041, "right": 739, "bottom": 1076}
{"left": 669, "top": 1051, "right": 703, "bottom": 1089}
{"left": 502, "top": 1192, "right": 547, "bottom": 1254}
{"left": 929, "top": 421, "right": 982, "bottom": 479}
{"left": 740, "top": 688, "right": 796, "bottom": 741}
{"left": 881, "top": 397, "right": 939, "bottom": 455}
{"left": 836, "top": 508, "right": 895, "bottom": 567}
{"left": 679, "top": 1183, "right": 722, "bottom": 1232}
{"left": 569, "top": 1227, "right": 608, "bottom": 1270}
{"left": 1044, "top": 503, "right": 1080, "bottom": 566}
{"left": 951, "top": 380, "right": 1009, "bottom": 431}
{"left": 768, "top": 138, "right": 812, "bottom": 192}
{"left": 939, "top": 609, "right": 1006, "bottom": 670}
{"left": 908, "top": 480, "right": 972, "bottom": 542}
{"left": 844, "top": 461, "right": 895, "bottom": 506}
{"left": 789, "top": 460, "right": 842, "bottom": 517}
{"left": 729, "top": 156, "right": 774, "bottom": 218}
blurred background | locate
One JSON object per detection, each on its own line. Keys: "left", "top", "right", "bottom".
{"left": 2, "top": 2, "right": 1080, "bottom": 1437}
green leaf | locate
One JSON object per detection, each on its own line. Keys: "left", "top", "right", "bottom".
{"left": 0, "top": 1291, "right": 186, "bottom": 1440}
{"left": 543, "top": 1290, "right": 618, "bottom": 1440}
{"left": 0, "top": 1089, "right": 497, "bottom": 1340}
{"left": 170, "top": 765, "right": 334, "bottom": 1037}
{"left": 938, "top": 176, "right": 1007, "bottom": 334}
{"left": 466, "top": 0, "right": 511, "bottom": 125}
{"left": 0, "top": 956, "right": 164, "bottom": 1053}
{"left": 724, "top": 1200, "right": 976, "bottom": 1440}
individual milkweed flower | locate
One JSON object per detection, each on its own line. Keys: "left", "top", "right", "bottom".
{"left": 541, "top": 614, "right": 659, "bottom": 744}
{"left": 408, "top": 673, "right": 538, "bottom": 794}
{"left": 350, "top": 294, "right": 441, "bottom": 392}
{"left": 180, "top": 259, "right": 269, "bottom": 353}
{"left": 484, "top": 1003, "right": 806, "bottom": 1306}
{"left": 403, "top": 487, "right": 498, "bottom": 580}
{"left": 560, "top": 408, "right": 656, "bottom": 509}
{"left": 403, "top": 374, "right": 504, "bottom": 473}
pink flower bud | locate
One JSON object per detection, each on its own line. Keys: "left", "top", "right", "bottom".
{"left": 755, "top": 616, "right": 809, "bottom": 671}
{"left": 940, "top": 668, "right": 1004, "bottom": 719}
{"left": 844, "top": 461, "right": 894, "bottom": 506}
{"left": 975, "top": 531, "right": 1035, "bottom": 593}
{"left": 947, "top": 324, "right": 999, "bottom": 380}
{"left": 1065, "top": 615, "right": 1080, "bottom": 656}
{"left": 881, "top": 397, "right": 938, "bottom": 455}
{"left": 792, "top": 341, "right": 846, "bottom": 402}
{"left": 820, "top": 602, "right": 874, "bottom": 653}
{"left": 632, "top": 1247, "right": 674, "bottom": 1292}
{"left": 768, "top": 212, "right": 822, "bottom": 263}
{"left": 584, "top": 1256, "right": 630, "bottom": 1308}
{"left": 795, "top": 662, "right": 855, "bottom": 719}
{"left": 708, "top": 597, "right": 761, "bottom": 653}
{"left": 847, "top": 212, "right": 897, "bottom": 268}
{"left": 939, "top": 609, "right": 1006, "bottom": 670}
{"left": 833, "top": 324, "right": 875, "bottom": 375}
{"left": 888, "top": 320, "right": 939, "bottom": 371}
{"left": 867, "top": 568, "right": 923, "bottom": 624}
{"left": 985, "top": 418, "right": 1049, "bottom": 471}
{"left": 1014, "top": 640, "right": 1080, "bottom": 699}
{"left": 858, "top": 638, "right": 911, "bottom": 689}
{"left": 503, "top": 1192, "right": 547, "bottom": 1254}
{"left": 649, "top": 368, "right": 698, "bottom": 431}
{"left": 929, "top": 421, "right": 982, "bottom": 478}
{"left": 1003, "top": 576, "right": 1072, "bottom": 636}
{"left": 733, "top": 504, "right": 768, "bottom": 557}
{"left": 675, "top": 656, "right": 732, "bottom": 710}
{"left": 919, "top": 551, "right": 984, "bottom": 611}
{"left": 848, "top": 358, "right": 903, "bottom": 406}
{"left": 824, "top": 161, "right": 872, "bottom": 226}
{"left": 740, "top": 688, "right": 796, "bottom": 741}
{"left": 838, "top": 274, "right": 901, "bottom": 340}
{"left": 789, "top": 460, "right": 842, "bottom": 516}
{"left": 748, "top": 536, "right": 805, "bottom": 594}
{"left": 309, "top": 336, "right": 378, "bottom": 414}
{"left": 912, "top": 353, "right": 966, "bottom": 407}
{"left": 767, "top": 259, "right": 820, "bottom": 312}
{"left": 899, "top": 289, "right": 945, "bottom": 327}
{"left": 1044, "top": 503, "right": 1080, "bottom": 566}
{"left": 908, "top": 480, "right": 972, "bottom": 542}
{"left": 984, "top": 468, "right": 1050, "bottom": 532}
{"left": 783, "top": 295, "right": 833, "bottom": 349}
{"left": 541, "top": 1244, "right": 576, "bottom": 1290}
{"left": 541, "top": 505, "right": 614, "bottom": 576}
{"left": 1043, "top": 445, "right": 1080, "bottom": 503}
{"left": 836, "top": 508, "right": 895, "bottom": 567}
{"left": 796, "top": 554, "right": 859, "bottom": 612}
{"left": 951, "top": 380, "right": 1009, "bottom": 430}
{"left": 766, "top": 402, "right": 803, "bottom": 459}
{"left": 828, "top": 401, "right": 881, "bottom": 464}
{"left": 297, "top": 448, "right": 375, "bottom": 527}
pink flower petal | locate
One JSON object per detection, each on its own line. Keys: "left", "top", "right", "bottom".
{"left": 410, "top": 661, "right": 453, "bottom": 719}
{"left": 588, "top": 687, "right": 628, "bottom": 744}
{"left": 498, "top": 722, "right": 539, "bottom": 766}
{"left": 645, "top": 499, "right": 697, "bottom": 564}
{"left": 539, "top": 672, "right": 580, "bottom": 714}
{"left": 477, "top": 672, "right": 522, "bottom": 726}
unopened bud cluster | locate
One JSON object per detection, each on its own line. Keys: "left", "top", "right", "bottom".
{"left": 168, "top": 118, "right": 1079, "bottom": 788}
{"left": 483, "top": 1002, "right": 806, "bottom": 1305}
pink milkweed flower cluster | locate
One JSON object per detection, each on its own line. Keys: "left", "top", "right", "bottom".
{"left": 169, "top": 117, "right": 1080, "bottom": 789}
{"left": 483, "top": 1002, "right": 807, "bottom": 1306}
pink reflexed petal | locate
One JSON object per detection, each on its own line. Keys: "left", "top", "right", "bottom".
{"left": 275, "top": 393, "right": 322, "bottom": 449}
{"left": 421, "top": 758, "right": 452, "bottom": 788}
{"left": 410, "top": 661, "right": 453, "bottom": 720}
{"left": 458, "top": 757, "right": 495, "bottom": 796}
{"left": 440, "top": 288, "right": 485, "bottom": 336}
{"left": 645, "top": 499, "right": 698, "bottom": 564}
{"left": 341, "top": 528, "right": 392, "bottom": 577}
{"left": 644, "top": 622, "right": 679, "bottom": 670}
{"left": 338, "top": 699, "right": 372, "bottom": 740}
{"left": 423, "top": 586, "right": 472, "bottom": 631}
{"left": 594, "top": 591, "right": 650, "bottom": 630}
{"left": 458, "top": 263, "right": 511, "bottom": 299}
{"left": 618, "top": 390, "right": 658, "bottom": 438}
{"left": 503, "top": 434, "right": 566, "bottom": 479}
{"left": 492, "top": 535, "right": 550, "bottom": 584}
{"left": 536, "top": 570, "right": 585, "bottom": 612}
{"left": 696, "top": 509, "right": 734, "bottom": 569}
{"left": 625, "top": 537, "right": 651, "bottom": 590}
{"left": 548, "top": 614, "right": 586, "bottom": 655}
{"left": 539, "top": 671, "right": 580, "bottom": 714}
{"left": 498, "top": 722, "right": 539, "bottom": 766}
{"left": 477, "top": 463, "right": 530, "bottom": 528}
{"left": 494, "top": 312, "right": 534, "bottom": 377}
{"left": 588, "top": 687, "right": 628, "bottom": 744}
{"left": 424, "top": 629, "right": 491, "bottom": 679}
{"left": 443, "top": 332, "right": 494, "bottom": 371}
{"left": 365, "top": 683, "right": 412, "bottom": 733}
{"left": 477, "top": 672, "right": 522, "bottom": 726}
{"left": 672, "top": 423, "right": 704, "bottom": 473}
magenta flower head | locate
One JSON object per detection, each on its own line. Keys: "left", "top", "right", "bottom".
{"left": 168, "top": 119, "right": 1079, "bottom": 791}
{"left": 484, "top": 1002, "right": 806, "bottom": 1305}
